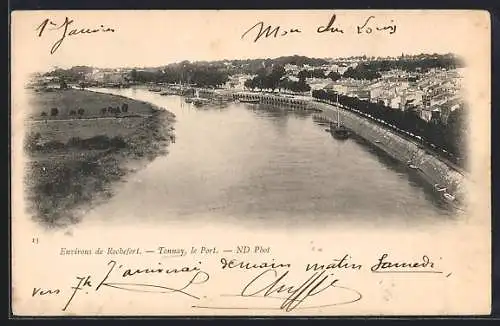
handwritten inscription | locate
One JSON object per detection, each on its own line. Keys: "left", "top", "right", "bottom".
{"left": 370, "top": 254, "right": 438, "bottom": 273}
{"left": 30, "top": 252, "right": 448, "bottom": 313}
{"left": 241, "top": 22, "right": 302, "bottom": 43}
{"left": 357, "top": 16, "right": 396, "bottom": 34}
{"left": 36, "top": 17, "right": 116, "bottom": 54}
{"left": 220, "top": 258, "right": 290, "bottom": 270}
{"left": 241, "top": 13, "right": 396, "bottom": 42}
{"left": 32, "top": 287, "right": 61, "bottom": 296}
{"left": 317, "top": 14, "right": 344, "bottom": 34}
{"left": 61, "top": 260, "right": 209, "bottom": 311}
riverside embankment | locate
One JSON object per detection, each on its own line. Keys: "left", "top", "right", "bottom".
{"left": 235, "top": 92, "right": 467, "bottom": 209}
{"left": 25, "top": 88, "right": 176, "bottom": 227}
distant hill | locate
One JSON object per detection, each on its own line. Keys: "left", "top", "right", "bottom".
{"left": 39, "top": 53, "right": 463, "bottom": 83}
{"left": 157, "top": 55, "right": 330, "bottom": 75}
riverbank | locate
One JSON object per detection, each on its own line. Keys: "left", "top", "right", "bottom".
{"left": 310, "top": 101, "right": 467, "bottom": 209}
{"left": 24, "top": 89, "right": 176, "bottom": 228}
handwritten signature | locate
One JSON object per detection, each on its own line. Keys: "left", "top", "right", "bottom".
{"left": 36, "top": 17, "right": 116, "bottom": 54}
{"left": 239, "top": 268, "right": 362, "bottom": 311}
{"left": 241, "top": 13, "right": 396, "bottom": 42}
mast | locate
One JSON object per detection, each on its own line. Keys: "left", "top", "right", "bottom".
{"left": 336, "top": 93, "right": 340, "bottom": 128}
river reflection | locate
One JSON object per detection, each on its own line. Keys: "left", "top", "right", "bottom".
{"left": 82, "top": 88, "right": 457, "bottom": 230}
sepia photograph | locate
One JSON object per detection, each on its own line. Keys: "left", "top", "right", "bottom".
{"left": 10, "top": 10, "right": 491, "bottom": 316}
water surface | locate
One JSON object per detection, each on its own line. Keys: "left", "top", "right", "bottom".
{"left": 82, "top": 88, "right": 456, "bottom": 230}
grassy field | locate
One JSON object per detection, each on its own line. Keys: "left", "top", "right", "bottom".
{"left": 24, "top": 89, "right": 176, "bottom": 228}
{"left": 27, "top": 88, "right": 154, "bottom": 120}
{"left": 26, "top": 117, "right": 146, "bottom": 143}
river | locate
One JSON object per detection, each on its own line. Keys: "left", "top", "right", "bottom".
{"left": 81, "top": 87, "right": 457, "bottom": 230}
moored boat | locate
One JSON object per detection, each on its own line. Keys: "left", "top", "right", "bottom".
{"left": 434, "top": 184, "right": 447, "bottom": 192}
{"left": 443, "top": 192, "right": 456, "bottom": 201}
{"left": 193, "top": 98, "right": 210, "bottom": 107}
{"left": 407, "top": 163, "right": 419, "bottom": 170}
{"left": 330, "top": 107, "right": 350, "bottom": 140}
{"left": 331, "top": 125, "right": 350, "bottom": 140}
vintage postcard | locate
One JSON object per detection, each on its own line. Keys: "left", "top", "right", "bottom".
{"left": 10, "top": 10, "right": 491, "bottom": 316}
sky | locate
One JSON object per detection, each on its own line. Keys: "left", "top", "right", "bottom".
{"left": 11, "top": 10, "right": 490, "bottom": 74}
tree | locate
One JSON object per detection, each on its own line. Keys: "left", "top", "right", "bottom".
{"left": 59, "top": 79, "right": 68, "bottom": 89}
{"left": 121, "top": 103, "right": 129, "bottom": 113}
{"left": 343, "top": 65, "right": 381, "bottom": 80}
{"left": 268, "top": 65, "right": 285, "bottom": 91}
{"left": 298, "top": 70, "right": 309, "bottom": 80}
{"left": 130, "top": 69, "right": 138, "bottom": 81}
{"left": 296, "top": 76, "right": 311, "bottom": 92}
{"left": 50, "top": 108, "right": 59, "bottom": 116}
{"left": 327, "top": 71, "right": 341, "bottom": 81}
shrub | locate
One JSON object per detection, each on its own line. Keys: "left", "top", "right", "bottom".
{"left": 42, "top": 140, "right": 65, "bottom": 151}
{"left": 24, "top": 132, "right": 41, "bottom": 151}
{"left": 67, "top": 137, "right": 82, "bottom": 147}
{"left": 79, "top": 135, "right": 111, "bottom": 150}
{"left": 109, "top": 136, "right": 127, "bottom": 149}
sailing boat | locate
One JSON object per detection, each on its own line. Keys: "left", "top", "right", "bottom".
{"left": 192, "top": 89, "right": 209, "bottom": 107}
{"left": 330, "top": 94, "right": 350, "bottom": 140}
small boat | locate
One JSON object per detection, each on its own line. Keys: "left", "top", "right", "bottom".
{"left": 193, "top": 98, "right": 210, "bottom": 107}
{"left": 330, "top": 108, "right": 350, "bottom": 140}
{"left": 331, "top": 125, "right": 350, "bottom": 140}
{"left": 443, "top": 192, "right": 456, "bottom": 201}
{"left": 406, "top": 160, "right": 419, "bottom": 170}
{"left": 148, "top": 87, "right": 162, "bottom": 92}
{"left": 434, "top": 184, "right": 447, "bottom": 192}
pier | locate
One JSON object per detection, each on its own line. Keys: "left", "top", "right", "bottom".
{"left": 233, "top": 92, "right": 319, "bottom": 111}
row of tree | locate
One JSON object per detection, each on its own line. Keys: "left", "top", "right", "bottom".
{"left": 129, "top": 63, "right": 229, "bottom": 88}
{"left": 244, "top": 65, "right": 311, "bottom": 92}
{"left": 362, "top": 56, "right": 463, "bottom": 73}
{"left": 312, "top": 89, "right": 466, "bottom": 165}
{"left": 342, "top": 65, "right": 382, "bottom": 80}
{"left": 43, "top": 66, "right": 93, "bottom": 83}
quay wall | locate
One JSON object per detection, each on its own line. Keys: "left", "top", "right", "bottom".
{"left": 235, "top": 92, "right": 468, "bottom": 206}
